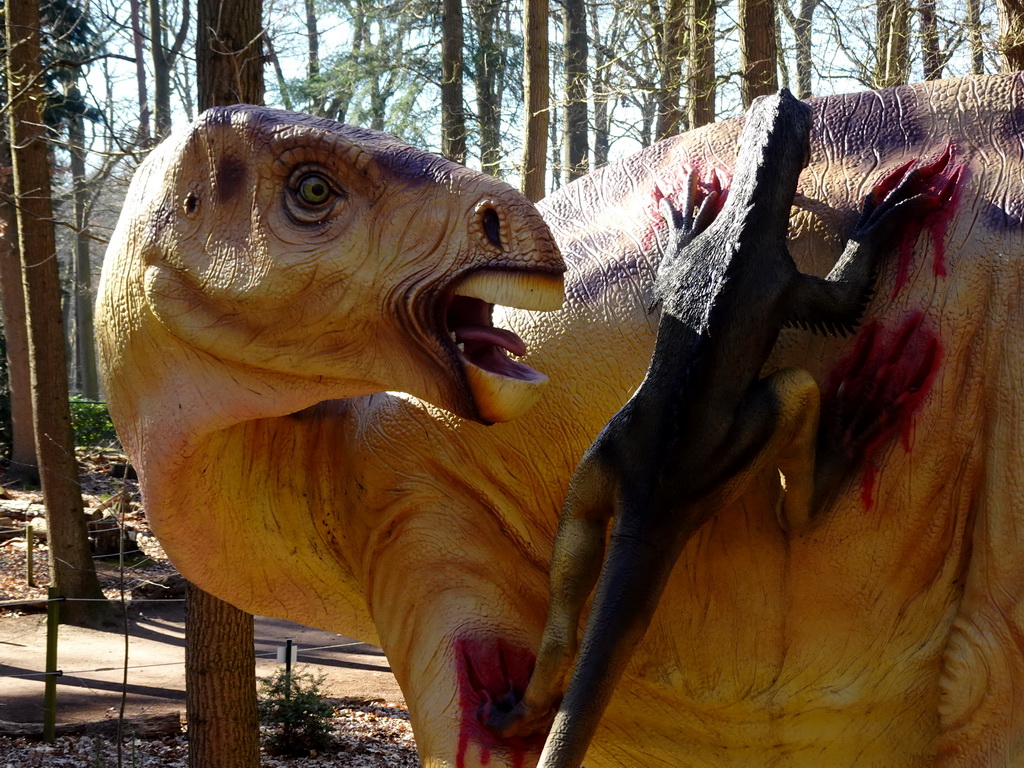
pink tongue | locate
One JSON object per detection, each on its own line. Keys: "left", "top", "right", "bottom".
{"left": 455, "top": 325, "right": 527, "bottom": 357}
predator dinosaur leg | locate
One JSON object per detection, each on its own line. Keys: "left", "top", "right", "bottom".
{"left": 672, "top": 366, "right": 822, "bottom": 532}
{"left": 486, "top": 453, "right": 615, "bottom": 738}
{"left": 745, "top": 367, "right": 822, "bottom": 532}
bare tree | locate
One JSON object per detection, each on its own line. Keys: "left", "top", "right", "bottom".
{"left": 920, "top": 0, "right": 942, "bottom": 78}
{"left": 188, "top": 0, "right": 264, "bottom": 764}
{"left": 564, "top": 0, "right": 589, "bottom": 181}
{"left": 469, "top": 0, "right": 503, "bottom": 175}
{"left": 304, "top": 0, "right": 323, "bottom": 113}
{"left": 5, "top": 0, "right": 109, "bottom": 627}
{"left": 0, "top": 155, "right": 38, "bottom": 485}
{"left": 779, "top": 0, "right": 820, "bottom": 98}
{"left": 589, "top": 1, "right": 611, "bottom": 166}
{"left": 740, "top": 0, "right": 779, "bottom": 105}
{"left": 997, "top": 0, "right": 1024, "bottom": 69}
{"left": 655, "top": 0, "right": 687, "bottom": 139}
{"left": 129, "top": 0, "right": 152, "bottom": 143}
{"left": 968, "top": 0, "right": 986, "bottom": 73}
{"left": 522, "top": 0, "right": 549, "bottom": 200}
{"left": 689, "top": 0, "right": 716, "bottom": 127}
{"left": 442, "top": 0, "right": 467, "bottom": 163}
{"left": 150, "top": 0, "right": 192, "bottom": 138}
{"left": 67, "top": 87, "right": 99, "bottom": 399}
{"left": 874, "top": 0, "right": 911, "bottom": 86}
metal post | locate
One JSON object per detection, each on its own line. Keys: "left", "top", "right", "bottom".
{"left": 284, "top": 637, "right": 293, "bottom": 699}
{"left": 43, "top": 588, "right": 61, "bottom": 743}
{"left": 25, "top": 524, "right": 35, "bottom": 587}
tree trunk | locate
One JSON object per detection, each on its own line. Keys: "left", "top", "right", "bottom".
{"left": 305, "top": 0, "right": 319, "bottom": 81}
{"left": 789, "top": 0, "right": 818, "bottom": 98}
{"left": 998, "top": 0, "right": 1024, "bottom": 70}
{"left": 196, "top": 0, "right": 264, "bottom": 109}
{"left": 149, "top": 0, "right": 171, "bottom": 138}
{"left": 549, "top": 92, "right": 561, "bottom": 191}
{"left": 185, "top": 582, "right": 259, "bottom": 767}
{"left": 322, "top": 2, "right": 365, "bottom": 124}
{"left": 369, "top": 77, "right": 386, "bottom": 132}
{"left": 968, "top": 0, "right": 985, "bottom": 73}
{"left": 522, "top": 0, "right": 549, "bottom": 201}
{"left": 0, "top": 147, "right": 38, "bottom": 485}
{"left": 5, "top": 0, "right": 108, "bottom": 627}
{"left": 919, "top": 0, "right": 941, "bottom": 79}
{"left": 688, "top": 0, "right": 716, "bottom": 128}
{"left": 150, "top": 0, "right": 190, "bottom": 138}
{"left": 68, "top": 91, "right": 99, "bottom": 400}
{"left": 589, "top": 2, "right": 609, "bottom": 167}
{"left": 470, "top": 0, "right": 502, "bottom": 176}
{"left": 304, "top": 0, "right": 325, "bottom": 114}
{"left": 441, "top": 0, "right": 467, "bottom": 163}
{"left": 739, "top": 0, "right": 778, "bottom": 106}
{"left": 190, "top": 0, "right": 263, "bottom": 763}
{"left": 655, "top": 0, "right": 687, "bottom": 140}
{"left": 265, "top": 37, "right": 293, "bottom": 110}
{"left": 874, "top": 0, "right": 911, "bottom": 87}
{"left": 129, "top": 0, "right": 152, "bottom": 144}
{"left": 563, "top": 0, "right": 588, "bottom": 181}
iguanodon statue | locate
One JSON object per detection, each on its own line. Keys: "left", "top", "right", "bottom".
{"left": 97, "top": 73, "right": 1024, "bottom": 767}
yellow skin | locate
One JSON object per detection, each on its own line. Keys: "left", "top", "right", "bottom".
{"left": 100, "top": 76, "right": 1023, "bottom": 767}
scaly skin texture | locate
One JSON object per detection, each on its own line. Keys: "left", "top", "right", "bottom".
{"left": 96, "top": 106, "right": 564, "bottom": 640}
{"left": 503, "top": 89, "right": 958, "bottom": 768}
{"left": 100, "top": 76, "right": 1024, "bottom": 767}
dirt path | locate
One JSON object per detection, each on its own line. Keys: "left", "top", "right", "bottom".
{"left": 0, "top": 602, "right": 404, "bottom": 726}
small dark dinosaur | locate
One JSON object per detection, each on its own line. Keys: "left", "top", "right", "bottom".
{"left": 485, "top": 88, "right": 958, "bottom": 766}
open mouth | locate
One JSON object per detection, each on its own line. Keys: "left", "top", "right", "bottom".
{"left": 443, "top": 270, "right": 564, "bottom": 423}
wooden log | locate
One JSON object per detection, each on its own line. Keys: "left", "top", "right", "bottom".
{"left": 0, "top": 711, "right": 182, "bottom": 739}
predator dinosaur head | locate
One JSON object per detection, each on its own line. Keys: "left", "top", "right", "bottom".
{"left": 730, "top": 88, "right": 813, "bottom": 236}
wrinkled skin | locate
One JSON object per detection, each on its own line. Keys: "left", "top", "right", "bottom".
{"left": 100, "top": 76, "right": 1024, "bottom": 767}
{"left": 506, "top": 90, "right": 960, "bottom": 768}
{"left": 96, "top": 106, "right": 564, "bottom": 637}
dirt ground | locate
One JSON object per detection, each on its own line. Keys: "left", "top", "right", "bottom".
{"left": 0, "top": 601, "right": 419, "bottom": 766}
{"left": 0, "top": 602, "right": 405, "bottom": 725}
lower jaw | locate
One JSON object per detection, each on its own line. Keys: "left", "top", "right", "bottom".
{"left": 463, "top": 364, "right": 549, "bottom": 423}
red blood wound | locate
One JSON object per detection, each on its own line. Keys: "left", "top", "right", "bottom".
{"left": 880, "top": 142, "right": 966, "bottom": 299}
{"left": 822, "top": 312, "right": 942, "bottom": 509}
{"left": 455, "top": 636, "right": 542, "bottom": 768}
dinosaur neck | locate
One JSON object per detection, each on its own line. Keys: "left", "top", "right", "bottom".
{"left": 102, "top": 313, "right": 378, "bottom": 640}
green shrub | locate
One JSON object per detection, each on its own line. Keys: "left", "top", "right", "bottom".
{"left": 69, "top": 395, "right": 119, "bottom": 448}
{"left": 258, "top": 668, "right": 336, "bottom": 757}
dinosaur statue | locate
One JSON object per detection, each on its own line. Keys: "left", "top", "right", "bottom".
{"left": 94, "top": 106, "right": 565, "bottom": 634}
{"left": 98, "top": 74, "right": 1024, "bottom": 767}
{"left": 492, "top": 89, "right": 957, "bottom": 768}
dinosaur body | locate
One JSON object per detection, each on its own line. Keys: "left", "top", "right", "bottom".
{"left": 505, "top": 90, "right": 957, "bottom": 767}
{"left": 99, "top": 75, "right": 1024, "bottom": 767}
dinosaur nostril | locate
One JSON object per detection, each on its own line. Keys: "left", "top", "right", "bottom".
{"left": 482, "top": 207, "right": 502, "bottom": 250}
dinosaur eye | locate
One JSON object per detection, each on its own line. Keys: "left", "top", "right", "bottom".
{"left": 297, "top": 174, "right": 333, "bottom": 206}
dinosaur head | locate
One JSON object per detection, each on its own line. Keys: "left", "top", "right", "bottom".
{"left": 129, "top": 106, "right": 564, "bottom": 425}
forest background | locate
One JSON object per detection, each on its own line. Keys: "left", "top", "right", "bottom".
{"left": 0, "top": 0, "right": 1017, "bottom": 430}
{"left": 1, "top": 0, "right": 1021, "bottom": 761}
